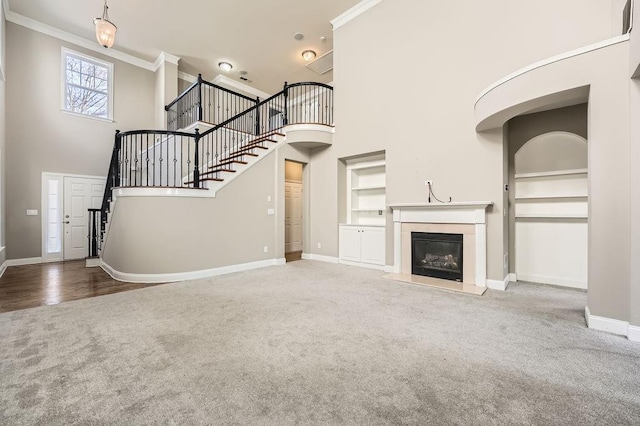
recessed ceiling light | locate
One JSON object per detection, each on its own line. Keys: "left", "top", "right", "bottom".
{"left": 218, "top": 62, "right": 233, "bottom": 72}
{"left": 239, "top": 70, "right": 248, "bottom": 75}
{"left": 302, "top": 50, "right": 316, "bottom": 62}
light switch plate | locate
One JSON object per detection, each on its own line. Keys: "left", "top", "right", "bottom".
{"left": 26, "top": 209, "right": 38, "bottom": 216}
{"left": 267, "top": 208, "right": 275, "bottom": 215}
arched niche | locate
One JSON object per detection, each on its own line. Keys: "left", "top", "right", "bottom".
{"left": 515, "top": 131, "right": 587, "bottom": 175}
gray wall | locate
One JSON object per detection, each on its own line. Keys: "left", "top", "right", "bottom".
{"left": 5, "top": 23, "right": 155, "bottom": 259}
{"left": 507, "top": 104, "right": 588, "bottom": 271}
{"left": 103, "top": 150, "right": 280, "bottom": 273}
{"left": 325, "top": 0, "right": 618, "bottom": 281}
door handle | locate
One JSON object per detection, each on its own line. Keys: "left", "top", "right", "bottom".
{"left": 63, "top": 221, "right": 70, "bottom": 224}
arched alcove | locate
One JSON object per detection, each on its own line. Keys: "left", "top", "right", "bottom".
{"left": 513, "top": 131, "right": 588, "bottom": 289}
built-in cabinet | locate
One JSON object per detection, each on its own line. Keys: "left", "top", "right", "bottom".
{"left": 339, "top": 156, "right": 386, "bottom": 269}
{"left": 339, "top": 225, "right": 385, "bottom": 267}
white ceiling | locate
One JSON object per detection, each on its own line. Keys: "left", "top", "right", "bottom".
{"left": 7, "top": 0, "right": 361, "bottom": 93}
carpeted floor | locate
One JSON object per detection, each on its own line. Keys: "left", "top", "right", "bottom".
{"left": 0, "top": 261, "right": 638, "bottom": 425}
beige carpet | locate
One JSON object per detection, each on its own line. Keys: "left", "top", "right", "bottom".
{"left": 0, "top": 261, "right": 639, "bottom": 425}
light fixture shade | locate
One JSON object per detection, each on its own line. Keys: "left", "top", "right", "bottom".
{"left": 94, "top": 1, "right": 117, "bottom": 48}
{"left": 302, "top": 50, "right": 316, "bottom": 62}
{"left": 218, "top": 62, "right": 233, "bottom": 72}
{"left": 94, "top": 18, "right": 117, "bottom": 48}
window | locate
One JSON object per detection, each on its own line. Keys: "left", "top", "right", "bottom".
{"left": 62, "top": 48, "right": 113, "bottom": 120}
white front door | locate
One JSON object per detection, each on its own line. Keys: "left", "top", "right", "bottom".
{"left": 63, "top": 177, "right": 105, "bottom": 260}
{"left": 285, "top": 181, "right": 303, "bottom": 253}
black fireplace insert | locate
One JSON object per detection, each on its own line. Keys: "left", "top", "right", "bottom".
{"left": 411, "top": 232, "right": 463, "bottom": 282}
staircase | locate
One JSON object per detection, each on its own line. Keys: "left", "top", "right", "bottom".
{"left": 88, "top": 79, "right": 334, "bottom": 259}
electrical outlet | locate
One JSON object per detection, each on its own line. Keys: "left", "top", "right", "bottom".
{"left": 425, "top": 180, "right": 433, "bottom": 186}
{"left": 264, "top": 246, "right": 269, "bottom": 253}
{"left": 267, "top": 196, "right": 271, "bottom": 202}
{"left": 317, "top": 242, "right": 322, "bottom": 249}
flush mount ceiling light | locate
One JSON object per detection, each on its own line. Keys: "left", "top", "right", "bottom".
{"left": 302, "top": 50, "right": 317, "bottom": 62}
{"left": 94, "top": 0, "right": 117, "bottom": 48}
{"left": 218, "top": 62, "right": 233, "bottom": 72}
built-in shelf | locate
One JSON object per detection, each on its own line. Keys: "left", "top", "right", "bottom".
{"left": 514, "top": 168, "right": 588, "bottom": 179}
{"left": 346, "top": 157, "right": 386, "bottom": 226}
{"left": 516, "top": 213, "right": 587, "bottom": 219}
{"left": 352, "top": 186, "right": 386, "bottom": 191}
{"left": 515, "top": 195, "right": 587, "bottom": 200}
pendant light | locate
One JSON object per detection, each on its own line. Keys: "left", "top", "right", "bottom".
{"left": 94, "top": 0, "right": 117, "bottom": 48}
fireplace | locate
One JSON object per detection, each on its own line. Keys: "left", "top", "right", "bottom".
{"left": 411, "top": 232, "right": 463, "bottom": 282}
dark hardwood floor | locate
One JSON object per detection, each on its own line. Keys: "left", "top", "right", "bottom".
{"left": 285, "top": 251, "right": 302, "bottom": 262}
{"left": 0, "top": 261, "right": 163, "bottom": 313}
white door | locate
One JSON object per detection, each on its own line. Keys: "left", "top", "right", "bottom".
{"left": 63, "top": 177, "right": 105, "bottom": 260}
{"left": 285, "top": 182, "right": 303, "bottom": 253}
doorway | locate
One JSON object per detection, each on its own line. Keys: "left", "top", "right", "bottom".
{"left": 284, "top": 160, "right": 303, "bottom": 262}
{"left": 42, "top": 174, "right": 106, "bottom": 262}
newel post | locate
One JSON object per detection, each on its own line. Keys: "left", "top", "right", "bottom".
{"left": 197, "top": 73, "right": 204, "bottom": 122}
{"left": 255, "top": 97, "right": 261, "bottom": 136}
{"left": 193, "top": 129, "right": 201, "bottom": 188}
{"left": 283, "top": 81, "right": 289, "bottom": 126}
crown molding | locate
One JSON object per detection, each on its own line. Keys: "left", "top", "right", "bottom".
{"left": 178, "top": 71, "right": 197, "bottom": 83}
{"left": 3, "top": 1, "right": 160, "bottom": 72}
{"left": 211, "top": 74, "right": 270, "bottom": 99}
{"left": 331, "top": 0, "right": 384, "bottom": 30}
{"left": 153, "top": 51, "right": 181, "bottom": 70}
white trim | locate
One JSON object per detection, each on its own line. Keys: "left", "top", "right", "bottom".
{"left": 101, "top": 258, "right": 286, "bottom": 284}
{"left": 284, "top": 123, "right": 335, "bottom": 133}
{"left": 475, "top": 34, "right": 629, "bottom": 106}
{"left": 0, "top": 261, "right": 6, "bottom": 278}
{"left": 211, "top": 75, "right": 270, "bottom": 100}
{"left": 60, "top": 109, "right": 114, "bottom": 123}
{"left": 301, "top": 253, "right": 339, "bottom": 264}
{"left": 486, "top": 275, "right": 510, "bottom": 291}
{"left": 628, "top": 326, "right": 640, "bottom": 343}
{"left": 4, "top": 6, "right": 156, "bottom": 71}
{"left": 384, "top": 265, "right": 394, "bottom": 273}
{"left": 178, "top": 71, "right": 197, "bottom": 83}
{"left": 338, "top": 258, "right": 386, "bottom": 271}
{"left": 331, "top": 0, "right": 385, "bottom": 30}
{"left": 585, "top": 306, "right": 629, "bottom": 336}
{"left": 509, "top": 273, "right": 517, "bottom": 282}
{"left": 517, "top": 273, "right": 586, "bottom": 289}
{"left": 6, "top": 257, "right": 43, "bottom": 266}
{"left": 153, "top": 51, "right": 180, "bottom": 70}
{"left": 114, "top": 187, "right": 215, "bottom": 199}
{"left": 61, "top": 47, "right": 114, "bottom": 121}
{"left": 41, "top": 173, "right": 64, "bottom": 263}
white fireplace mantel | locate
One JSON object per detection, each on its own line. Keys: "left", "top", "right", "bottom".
{"left": 389, "top": 202, "right": 493, "bottom": 287}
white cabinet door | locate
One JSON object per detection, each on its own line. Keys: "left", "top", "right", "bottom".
{"left": 339, "top": 226, "right": 361, "bottom": 263}
{"left": 360, "top": 227, "right": 385, "bottom": 266}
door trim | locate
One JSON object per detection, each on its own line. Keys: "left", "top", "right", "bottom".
{"left": 41, "top": 172, "right": 106, "bottom": 262}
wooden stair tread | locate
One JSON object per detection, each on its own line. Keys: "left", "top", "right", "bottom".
{"left": 184, "top": 177, "right": 224, "bottom": 185}
{"left": 222, "top": 152, "right": 258, "bottom": 161}
{"left": 209, "top": 160, "right": 248, "bottom": 169}
{"left": 200, "top": 169, "right": 236, "bottom": 177}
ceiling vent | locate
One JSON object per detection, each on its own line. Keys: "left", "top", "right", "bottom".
{"left": 305, "top": 50, "right": 333, "bottom": 75}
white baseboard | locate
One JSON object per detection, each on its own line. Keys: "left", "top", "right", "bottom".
{"left": 6, "top": 257, "right": 43, "bottom": 267}
{"left": 628, "top": 326, "right": 640, "bottom": 343}
{"left": 585, "top": 306, "right": 629, "bottom": 336}
{"left": 384, "top": 265, "right": 394, "bottom": 273}
{"left": 486, "top": 275, "right": 510, "bottom": 291}
{"left": 0, "top": 260, "right": 7, "bottom": 278}
{"left": 517, "top": 273, "right": 586, "bottom": 289}
{"left": 301, "top": 253, "right": 339, "bottom": 264}
{"left": 337, "top": 259, "right": 386, "bottom": 271}
{"left": 101, "top": 258, "right": 286, "bottom": 284}
{"left": 509, "top": 273, "right": 517, "bottom": 282}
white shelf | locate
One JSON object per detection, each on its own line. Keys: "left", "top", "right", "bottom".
{"left": 515, "top": 168, "right": 588, "bottom": 179}
{"left": 515, "top": 195, "right": 587, "bottom": 200}
{"left": 352, "top": 208, "right": 385, "bottom": 212}
{"left": 516, "top": 213, "right": 587, "bottom": 219}
{"left": 352, "top": 186, "right": 386, "bottom": 191}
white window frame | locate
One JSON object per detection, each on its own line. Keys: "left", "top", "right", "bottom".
{"left": 61, "top": 47, "right": 114, "bottom": 122}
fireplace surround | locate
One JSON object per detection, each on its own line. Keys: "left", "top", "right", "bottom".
{"left": 389, "top": 202, "right": 492, "bottom": 288}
